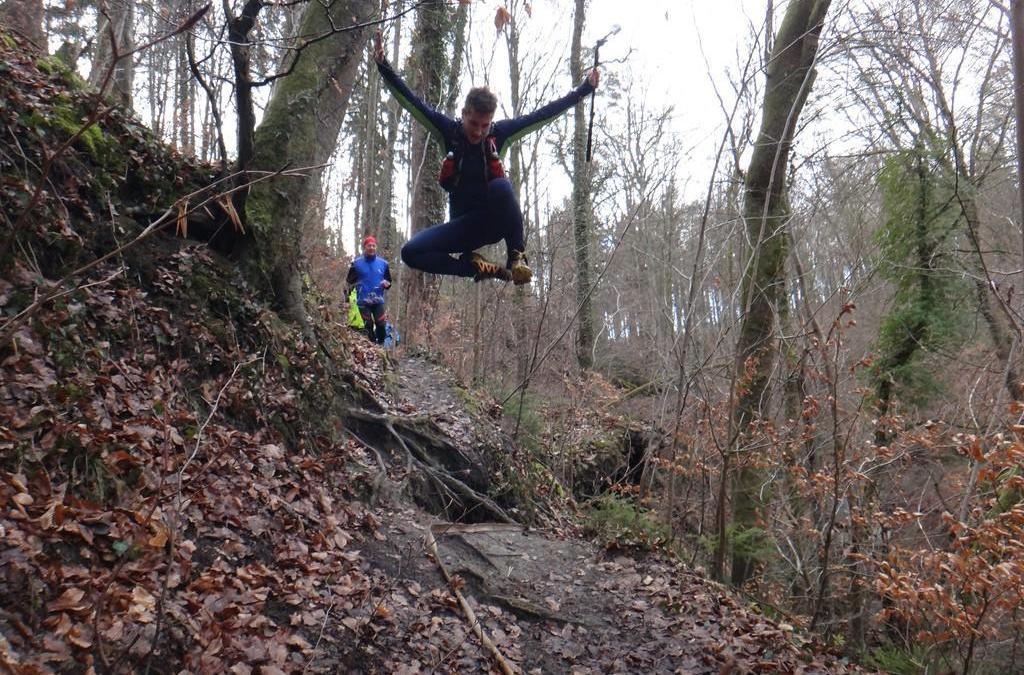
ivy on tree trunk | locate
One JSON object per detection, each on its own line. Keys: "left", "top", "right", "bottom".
{"left": 244, "top": 0, "right": 375, "bottom": 330}
{"left": 570, "top": 0, "right": 595, "bottom": 371}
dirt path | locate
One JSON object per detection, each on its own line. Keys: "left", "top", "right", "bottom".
{"left": 341, "top": 356, "right": 865, "bottom": 674}
{"left": 354, "top": 504, "right": 863, "bottom": 674}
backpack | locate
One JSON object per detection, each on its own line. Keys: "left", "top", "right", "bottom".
{"left": 438, "top": 134, "right": 505, "bottom": 192}
{"left": 346, "top": 288, "right": 364, "bottom": 329}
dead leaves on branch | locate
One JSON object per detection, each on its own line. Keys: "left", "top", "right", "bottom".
{"left": 494, "top": 6, "right": 512, "bottom": 32}
{"left": 872, "top": 433, "right": 1024, "bottom": 652}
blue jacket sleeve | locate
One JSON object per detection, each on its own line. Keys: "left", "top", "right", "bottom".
{"left": 376, "top": 60, "right": 451, "bottom": 146}
{"left": 494, "top": 80, "right": 595, "bottom": 156}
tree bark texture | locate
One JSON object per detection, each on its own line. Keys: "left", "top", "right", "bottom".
{"left": 88, "top": 0, "right": 135, "bottom": 106}
{"left": 1011, "top": 0, "right": 1024, "bottom": 267}
{"left": 730, "top": 0, "right": 832, "bottom": 587}
{"left": 246, "top": 0, "right": 375, "bottom": 329}
{"left": 570, "top": 0, "right": 595, "bottom": 370}
{"left": 0, "top": 0, "right": 44, "bottom": 48}
{"left": 401, "top": 0, "right": 450, "bottom": 346}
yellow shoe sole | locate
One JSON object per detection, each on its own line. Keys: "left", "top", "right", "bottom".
{"left": 511, "top": 264, "right": 532, "bottom": 285}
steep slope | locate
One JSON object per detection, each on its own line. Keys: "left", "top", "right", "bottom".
{"left": 1, "top": 34, "right": 865, "bottom": 673}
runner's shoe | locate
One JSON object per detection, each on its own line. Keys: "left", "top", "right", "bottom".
{"left": 462, "top": 252, "right": 512, "bottom": 282}
{"left": 507, "top": 250, "right": 532, "bottom": 285}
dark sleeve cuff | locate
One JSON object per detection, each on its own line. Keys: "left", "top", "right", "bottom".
{"left": 575, "top": 80, "right": 596, "bottom": 98}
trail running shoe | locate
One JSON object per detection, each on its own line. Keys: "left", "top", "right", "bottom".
{"left": 507, "top": 250, "right": 532, "bottom": 285}
{"left": 463, "top": 252, "right": 511, "bottom": 282}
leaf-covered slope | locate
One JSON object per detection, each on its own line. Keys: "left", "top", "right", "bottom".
{"left": 0, "top": 35, "right": 217, "bottom": 279}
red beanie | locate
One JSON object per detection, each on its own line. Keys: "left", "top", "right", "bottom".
{"left": 362, "top": 235, "right": 377, "bottom": 247}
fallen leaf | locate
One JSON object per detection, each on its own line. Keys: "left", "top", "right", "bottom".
{"left": 48, "top": 588, "right": 88, "bottom": 613}
{"left": 286, "top": 634, "right": 313, "bottom": 651}
{"left": 67, "top": 625, "right": 92, "bottom": 649}
{"left": 12, "top": 492, "right": 33, "bottom": 506}
{"left": 129, "top": 586, "right": 156, "bottom": 622}
{"left": 148, "top": 522, "right": 169, "bottom": 548}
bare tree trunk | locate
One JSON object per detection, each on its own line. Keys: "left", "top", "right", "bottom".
{"left": 245, "top": 0, "right": 376, "bottom": 330}
{"left": 226, "top": 0, "right": 263, "bottom": 171}
{"left": 504, "top": 0, "right": 530, "bottom": 381}
{"left": 730, "top": 0, "right": 832, "bottom": 587}
{"left": 1012, "top": 0, "right": 1024, "bottom": 266}
{"left": 175, "top": 3, "right": 193, "bottom": 153}
{"left": 401, "top": 0, "right": 450, "bottom": 346}
{"left": 0, "top": 0, "right": 44, "bottom": 49}
{"left": 360, "top": 60, "right": 379, "bottom": 237}
{"left": 570, "top": 0, "right": 595, "bottom": 370}
{"left": 443, "top": 1, "right": 468, "bottom": 117}
{"left": 377, "top": 12, "right": 403, "bottom": 259}
{"left": 962, "top": 194, "right": 1024, "bottom": 401}
{"left": 88, "top": 0, "right": 135, "bottom": 105}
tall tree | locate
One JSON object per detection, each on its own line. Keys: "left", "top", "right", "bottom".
{"left": 1013, "top": 0, "right": 1024, "bottom": 256}
{"left": 245, "top": 0, "right": 375, "bottom": 329}
{"left": 400, "top": 0, "right": 450, "bottom": 345}
{"left": 503, "top": 0, "right": 531, "bottom": 380}
{"left": 225, "top": 0, "right": 263, "bottom": 171}
{"left": 377, "top": 15, "right": 405, "bottom": 258}
{"left": 570, "top": 0, "right": 595, "bottom": 369}
{"left": 870, "top": 140, "right": 967, "bottom": 427}
{"left": 728, "top": 0, "right": 832, "bottom": 587}
{"left": 88, "top": 0, "right": 135, "bottom": 105}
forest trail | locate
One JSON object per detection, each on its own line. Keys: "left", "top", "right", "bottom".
{"left": 343, "top": 353, "right": 865, "bottom": 673}
{"left": 362, "top": 510, "right": 863, "bottom": 673}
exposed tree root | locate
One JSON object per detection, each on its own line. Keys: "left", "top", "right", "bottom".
{"left": 341, "top": 407, "right": 515, "bottom": 524}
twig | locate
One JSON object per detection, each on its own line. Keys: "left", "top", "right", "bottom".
{"left": 301, "top": 601, "right": 335, "bottom": 673}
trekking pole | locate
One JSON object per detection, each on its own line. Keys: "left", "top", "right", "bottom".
{"left": 585, "top": 25, "right": 619, "bottom": 163}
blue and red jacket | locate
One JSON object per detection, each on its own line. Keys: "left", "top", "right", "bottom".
{"left": 377, "top": 60, "right": 595, "bottom": 218}
{"left": 346, "top": 254, "right": 392, "bottom": 306}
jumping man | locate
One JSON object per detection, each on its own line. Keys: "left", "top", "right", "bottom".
{"left": 372, "top": 31, "right": 600, "bottom": 284}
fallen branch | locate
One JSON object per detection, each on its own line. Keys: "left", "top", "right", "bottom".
{"left": 424, "top": 527, "right": 516, "bottom": 675}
